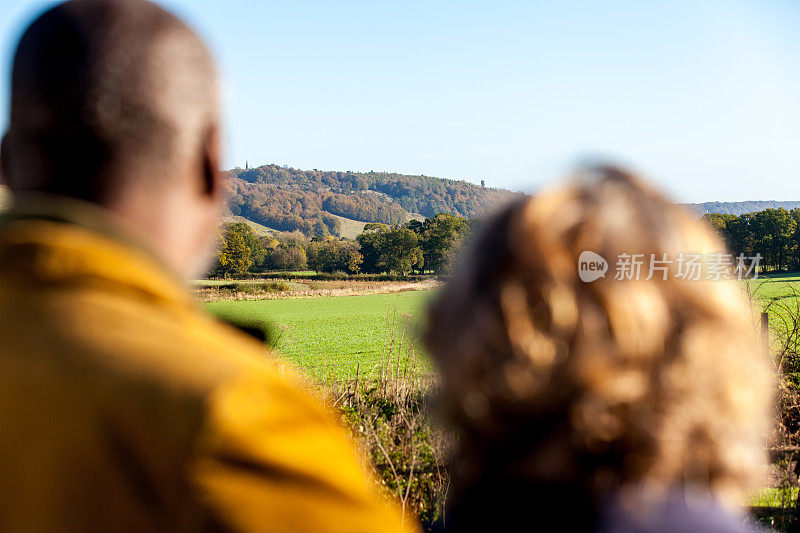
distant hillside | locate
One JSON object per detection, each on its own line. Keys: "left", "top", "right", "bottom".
{"left": 225, "top": 165, "right": 800, "bottom": 237}
{"left": 224, "top": 164, "right": 518, "bottom": 237}
{"left": 682, "top": 201, "right": 800, "bottom": 216}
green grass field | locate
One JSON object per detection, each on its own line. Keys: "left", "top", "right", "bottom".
{"left": 750, "top": 273, "right": 800, "bottom": 303}
{"left": 202, "top": 274, "right": 800, "bottom": 381}
{"left": 205, "top": 289, "right": 433, "bottom": 379}
{"left": 748, "top": 274, "right": 800, "bottom": 344}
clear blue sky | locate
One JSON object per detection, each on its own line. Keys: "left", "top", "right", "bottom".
{"left": 0, "top": 0, "right": 798, "bottom": 202}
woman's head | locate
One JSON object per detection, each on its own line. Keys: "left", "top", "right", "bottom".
{"left": 425, "top": 166, "right": 771, "bottom": 509}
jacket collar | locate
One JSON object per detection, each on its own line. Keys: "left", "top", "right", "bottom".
{"left": 0, "top": 193, "right": 194, "bottom": 308}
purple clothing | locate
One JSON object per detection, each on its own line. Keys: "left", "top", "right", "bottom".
{"left": 597, "top": 489, "right": 763, "bottom": 533}
{"left": 435, "top": 485, "right": 766, "bottom": 532}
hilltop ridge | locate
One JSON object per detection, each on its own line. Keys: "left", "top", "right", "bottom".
{"left": 681, "top": 201, "right": 800, "bottom": 216}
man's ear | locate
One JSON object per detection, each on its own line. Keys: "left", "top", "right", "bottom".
{"left": 201, "top": 123, "right": 222, "bottom": 198}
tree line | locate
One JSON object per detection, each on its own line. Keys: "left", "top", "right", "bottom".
{"left": 703, "top": 208, "right": 800, "bottom": 272}
{"left": 210, "top": 213, "right": 474, "bottom": 278}
{"left": 213, "top": 205, "right": 800, "bottom": 279}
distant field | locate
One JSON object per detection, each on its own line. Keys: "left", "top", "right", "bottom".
{"left": 223, "top": 212, "right": 412, "bottom": 239}
{"left": 205, "top": 289, "right": 434, "bottom": 379}
{"left": 324, "top": 212, "right": 427, "bottom": 238}
{"left": 221, "top": 215, "right": 277, "bottom": 236}
{"left": 328, "top": 213, "right": 367, "bottom": 239}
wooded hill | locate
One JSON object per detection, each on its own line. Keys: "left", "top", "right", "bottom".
{"left": 223, "top": 164, "right": 519, "bottom": 237}
{"left": 683, "top": 201, "right": 800, "bottom": 216}
{"left": 224, "top": 165, "right": 800, "bottom": 237}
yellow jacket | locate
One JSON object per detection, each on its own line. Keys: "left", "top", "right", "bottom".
{"left": 0, "top": 196, "right": 415, "bottom": 533}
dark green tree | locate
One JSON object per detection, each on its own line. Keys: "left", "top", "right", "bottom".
{"left": 308, "top": 238, "right": 363, "bottom": 274}
{"left": 420, "top": 213, "right": 471, "bottom": 274}
{"left": 356, "top": 224, "right": 391, "bottom": 273}
{"left": 378, "top": 227, "right": 423, "bottom": 275}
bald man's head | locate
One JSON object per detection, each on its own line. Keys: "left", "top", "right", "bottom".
{"left": 2, "top": 0, "right": 219, "bottom": 202}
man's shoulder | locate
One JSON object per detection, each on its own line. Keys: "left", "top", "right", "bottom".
{"left": 13, "top": 280, "right": 287, "bottom": 399}
{"left": 90, "top": 290, "right": 280, "bottom": 392}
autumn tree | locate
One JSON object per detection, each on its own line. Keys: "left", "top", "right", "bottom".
{"left": 212, "top": 223, "right": 255, "bottom": 277}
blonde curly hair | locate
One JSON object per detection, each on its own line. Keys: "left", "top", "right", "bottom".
{"left": 425, "top": 166, "right": 771, "bottom": 517}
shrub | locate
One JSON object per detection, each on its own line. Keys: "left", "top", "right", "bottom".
{"left": 214, "top": 281, "right": 290, "bottom": 294}
{"left": 331, "top": 378, "right": 450, "bottom": 530}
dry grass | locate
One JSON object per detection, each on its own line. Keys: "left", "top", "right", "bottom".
{"left": 329, "top": 373, "right": 450, "bottom": 529}
{"left": 197, "top": 279, "right": 439, "bottom": 302}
